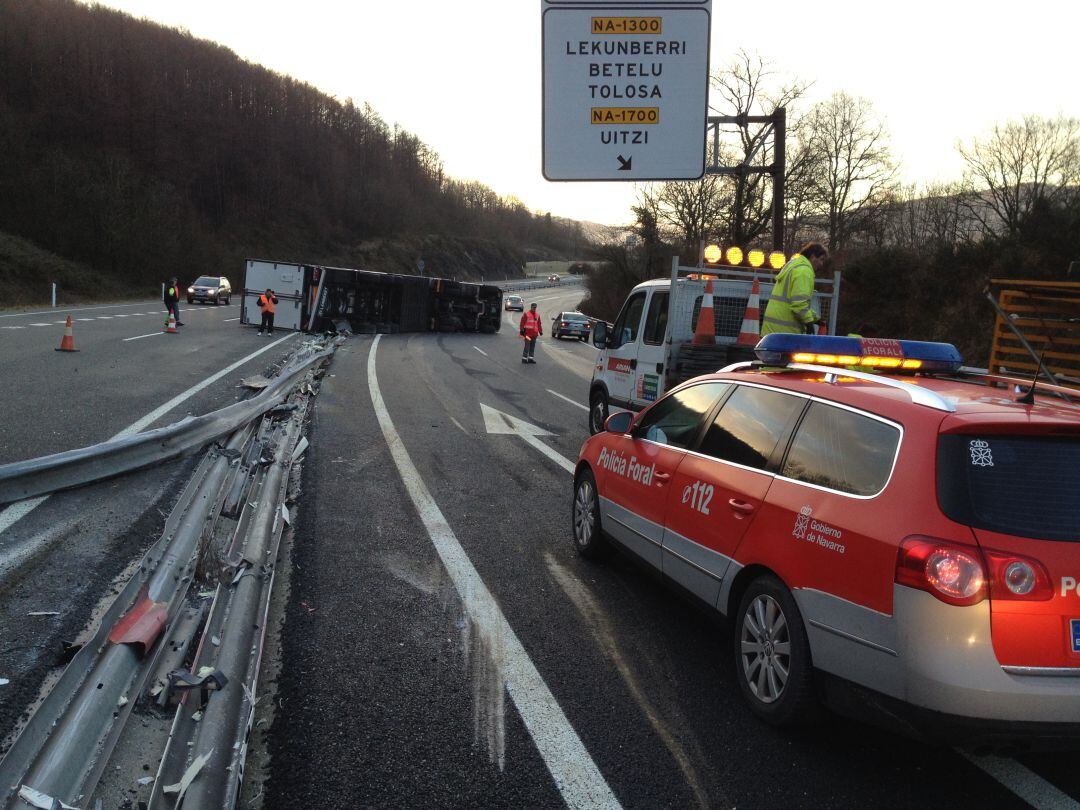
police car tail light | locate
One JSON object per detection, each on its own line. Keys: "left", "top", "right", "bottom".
{"left": 896, "top": 536, "right": 987, "bottom": 606}
{"left": 983, "top": 550, "right": 1053, "bottom": 601}
{"left": 758, "top": 335, "right": 962, "bottom": 374}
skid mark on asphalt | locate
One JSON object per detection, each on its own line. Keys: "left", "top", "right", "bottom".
{"left": 368, "top": 335, "right": 622, "bottom": 809}
{"left": 545, "top": 553, "right": 716, "bottom": 810}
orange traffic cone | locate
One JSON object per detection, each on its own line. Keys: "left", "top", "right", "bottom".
{"left": 692, "top": 280, "right": 717, "bottom": 345}
{"left": 55, "top": 315, "right": 79, "bottom": 352}
{"left": 736, "top": 277, "right": 762, "bottom": 346}
{"left": 165, "top": 313, "right": 178, "bottom": 334}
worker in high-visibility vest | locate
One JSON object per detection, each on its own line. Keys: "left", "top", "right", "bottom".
{"left": 163, "top": 276, "right": 184, "bottom": 327}
{"left": 761, "top": 243, "right": 829, "bottom": 335}
{"left": 519, "top": 302, "right": 543, "bottom": 364}
{"left": 257, "top": 288, "right": 279, "bottom": 335}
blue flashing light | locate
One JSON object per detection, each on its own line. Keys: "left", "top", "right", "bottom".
{"left": 754, "top": 334, "right": 963, "bottom": 373}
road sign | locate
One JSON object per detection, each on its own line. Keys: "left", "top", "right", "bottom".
{"left": 541, "top": 0, "right": 711, "bottom": 181}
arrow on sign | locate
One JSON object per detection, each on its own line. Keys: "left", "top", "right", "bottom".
{"left": 481, "top": 403, "right": 576, "bottom": 474}
{"left": 617, "top": 155, "right": 632, "bottom": 171}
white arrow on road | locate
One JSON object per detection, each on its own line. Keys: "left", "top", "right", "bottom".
{"left": 481, "top": 403, "right": 576, "bottom": 474}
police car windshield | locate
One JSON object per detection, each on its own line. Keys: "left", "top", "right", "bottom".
{"left": 937, "top": 435, "right": 1080, "bottom": 542}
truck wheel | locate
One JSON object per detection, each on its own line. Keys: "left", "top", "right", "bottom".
{"left": 734, "top": 575, "right": 817, "bottom": 726}
{"left": 588, "top": 390, "right": 608, "bottom": 435}
{"left": 572, "top": 469, "right": 609, "bottom": 560}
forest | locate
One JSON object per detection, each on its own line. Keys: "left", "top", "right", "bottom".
{"left": 0, "top": 0, "right": 588, "bottom": 304}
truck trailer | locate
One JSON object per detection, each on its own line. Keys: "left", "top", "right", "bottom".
{"left": 240, "top": 259, "right": 503, "bottom": 335}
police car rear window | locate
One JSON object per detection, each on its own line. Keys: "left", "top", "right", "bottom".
{"left": 782, "top": 403, "right": 900, "bottom": 496}
{"left": 937, "top": 435, "right": 1080, "bottom": 542}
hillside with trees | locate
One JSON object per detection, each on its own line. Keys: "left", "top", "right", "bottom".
{"left": 582, "top": 51, "right": 1080, "bottom": 365}
{"left": 0, "top": 0, "right": 590, "bottom": 304}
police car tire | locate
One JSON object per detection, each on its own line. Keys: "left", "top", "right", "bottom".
{"left": 572, "top": 469, "right": 609, "bottom": 560}
{"left": 589, "top": 390, "right": 609, "bottom": 435}
{"left": 734, "top": 576, "right": 817, "bottom": 726}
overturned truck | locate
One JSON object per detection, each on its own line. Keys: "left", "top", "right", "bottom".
{"left": 240, "top": 259, "right": 503, "bottom": 334}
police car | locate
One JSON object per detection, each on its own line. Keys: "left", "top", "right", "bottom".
{"left": 572, "top": 334, "right": 1080, "bottom": 745}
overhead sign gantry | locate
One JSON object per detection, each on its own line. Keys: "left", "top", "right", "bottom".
{"left": 541, "top": 0, "right": 712, "bottom": 181}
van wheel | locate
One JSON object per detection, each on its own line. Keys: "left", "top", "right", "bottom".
{"left": 572, "top": 469, "right": 608, "bottom": 559}
{"left": 734, "top": 575, "right": 817, "bottom": 726}
{"left": 588, "top": 390, "right": 608, "bottom": 435}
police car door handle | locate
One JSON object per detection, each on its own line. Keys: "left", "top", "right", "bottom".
{"left": 654, "top": 471, "right": 671, "bottom": 485}
{"left": 728, "top": 499, "right": 756, "bottom": 515}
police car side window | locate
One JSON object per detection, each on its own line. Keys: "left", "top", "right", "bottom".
{"left": 611, "top": 292, "right": 646, "bottom": 348}
{"left": 635, "top": 382, "right": 730, "bottom": 449}
{"left": 782, "top": 403, "right": 899, "bottom": 496}
{"left": 698, "top": 386, "right": 804, "bottom": 470}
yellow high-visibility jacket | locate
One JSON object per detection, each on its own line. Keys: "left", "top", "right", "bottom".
{"left": 761, "top": 254, "right": 818, "bottom": 335}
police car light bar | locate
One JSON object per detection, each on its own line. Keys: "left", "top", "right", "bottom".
{"left": 755, "top": 334, "right": 963, "bottom": 374}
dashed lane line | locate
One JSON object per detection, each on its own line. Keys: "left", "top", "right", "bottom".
{"left": 368, "top": 335, "right": 621, "bottom": 810}
{"left": 960, "top": 752, "right": 1080, "bottom": 810}
{"left": 224, "top": 317, "right": 240, "bottom": 322}
{"left": 473, "top": 346, "right": 489, "bottom": 357}
{"left": 547, "top": 389, "right": 589, "bottom": 411}
{"left": 0, "top": 333, "right": 296, "bottom": 537}
{"left": 123, "top": 332, "right": 165, "bottom": 342}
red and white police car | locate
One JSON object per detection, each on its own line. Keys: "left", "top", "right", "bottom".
{"left": 572, "top": 334, "right": 1080, "bottom": 745}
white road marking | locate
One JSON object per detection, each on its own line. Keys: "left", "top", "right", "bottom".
{"left": 75, "top": 318, "right": 95, "bottom": 322}
{"left": 368, "top": 336, "right": 620, "bottom": 809}
{"left": 96, "top": 316, "right": 114, "bottom": 319}
{"left": 123, "top": 332, "right": 165, "bottom": 342}
{"left": 481, "top": 403, "right": 576, "bottom": 475}
{"left": 1, "top": 326, "right": 25, "bottom": 330}
{"left": 0, "top": 333, "right": 296, "bottom": 537}
{"left": 224, "top": 317, "right": 240, "bottom": 322}
{"left": 28, "top": 323, "right": 52, "bottom": 327}
{"left": 473, "top": 346, "right": 488, "bottom": 357}
{"left": 548, "top": 389, "right": 589, "bottom": 411}
{"left": 0, "top": 301, "right": 158, "bottom": 319}
{"left": 960, "top": 752, "right": 1080, "bottom": 810}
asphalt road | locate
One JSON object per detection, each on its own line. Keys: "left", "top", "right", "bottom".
{"left": 0, "top": 297, "right": 301, "bottom": 751}
{"left": 259, "top": 289, "right": 1079, "bottom": 809}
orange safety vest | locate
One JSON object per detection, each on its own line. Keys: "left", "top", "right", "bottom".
{"left": 258, "top": 294, "right": 276, "bottom": 315}
{"left": 520, "top": 310, "right": 542, "bottom": 338}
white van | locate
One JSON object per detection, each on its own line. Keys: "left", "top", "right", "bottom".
{"left": 587, "top": 261, "right": 840, "bottom": 433}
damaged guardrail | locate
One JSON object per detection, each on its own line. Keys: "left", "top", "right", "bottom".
{"left": 0, "top": 338, "right": 336, "bottom": 810}
{"left": 0, "top": 339, "right": 340, "bottom": 505}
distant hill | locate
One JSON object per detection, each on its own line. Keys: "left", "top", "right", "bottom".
{"left": 0, "top": 0, "right": 590, "bottom": 303}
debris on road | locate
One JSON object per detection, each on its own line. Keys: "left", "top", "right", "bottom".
{"left": 18, "top": 785, "right": 80, "bottom": 809}
{"left": 239, "top": 375, "right": 272, "bottom": 390}
{"left": 162, "top": 747, "right": 213, "bottom": 803}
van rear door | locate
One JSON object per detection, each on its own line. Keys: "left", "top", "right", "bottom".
{"left": 601, "top": 289, "right": 648, "bottom": 409}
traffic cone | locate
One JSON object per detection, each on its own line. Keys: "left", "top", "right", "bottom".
{"left": 736, "top": 277, "right": 762, "bottom": 346}
{"left": 165, "top": 313, "right": 178, "bottom": 334}
{"left": 692, "top": 280, "right": 717, "bottom": 345}
{"left": 55, "top": 315, "right": 79, "bottom": 352}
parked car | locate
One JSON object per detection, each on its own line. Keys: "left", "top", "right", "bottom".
{"left": 505, "top": 294, "right": 525, "bottom": 312}
{"left": 572, "top": 332, "right": 1080, "bottom": 746}
{"left": 187, "top": 276, "right": 232, "bottom": 305}
{"left": 552, "top": 311, "right": 593, "bottom": 341}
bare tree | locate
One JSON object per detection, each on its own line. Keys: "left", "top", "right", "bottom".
{"left": 654, "top": 175, "right": 732, "bottom": 257}
{"left": 708, "top": 50, "right": 813, "bottom": 246}
{"left": 958, "top": 115, "right": 1080, "bottom": 238}
{"left": 803, "top": 92, "right": 897, "bottom": 252}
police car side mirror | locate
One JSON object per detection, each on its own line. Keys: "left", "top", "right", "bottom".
{"left": 605, "top": 411, "right": 633, "bottom": 434}
{"left": 592, "top": 321, "right": 609, "bottom": 349}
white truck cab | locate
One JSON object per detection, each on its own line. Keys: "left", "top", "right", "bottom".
{"left": 587, "top": 259, "right": 840, "bottom": 433}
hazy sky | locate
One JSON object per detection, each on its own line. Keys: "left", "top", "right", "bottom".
{"left": 87, "top": 0, "right": 1078, "bottom": 226}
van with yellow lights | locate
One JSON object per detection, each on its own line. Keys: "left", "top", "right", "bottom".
{"left": 573, "top": 334, "right": 1080, "bottom": 746}
{"left": 587, "top": 254, "right": 842, "bottom": 434}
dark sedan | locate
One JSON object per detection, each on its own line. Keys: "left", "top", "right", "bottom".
{"left": 551, "top": 311, "right": 592, "bottom": 340}
{"left": 187, "top": 276, "right": 232, "bottom": 305}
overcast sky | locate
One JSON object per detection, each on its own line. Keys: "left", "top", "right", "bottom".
{"left": 87, "top": 0, "right": 1079, "bottom": 227}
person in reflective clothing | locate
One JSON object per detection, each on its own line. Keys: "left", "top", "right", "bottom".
{"left": 257, "top": 288, "right": 278, "bottom": 335}
{"left": 761, "top": 243, "right": 828, "bottom": 335}
{"left": 519, "top": 302, "right": 543, "bottom": 364}
{"left": 163, "top": 277, "right": 183, "bottom": 326}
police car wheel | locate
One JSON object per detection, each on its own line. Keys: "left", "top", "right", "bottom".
{"left": 589, "top": 390, "right": 608, "bottom": 435}
{"left": 572, "top": 469, "right": 608, "bottom": 559}
{"left": 734, "top": 576, "right": 816, "bottom": 726}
